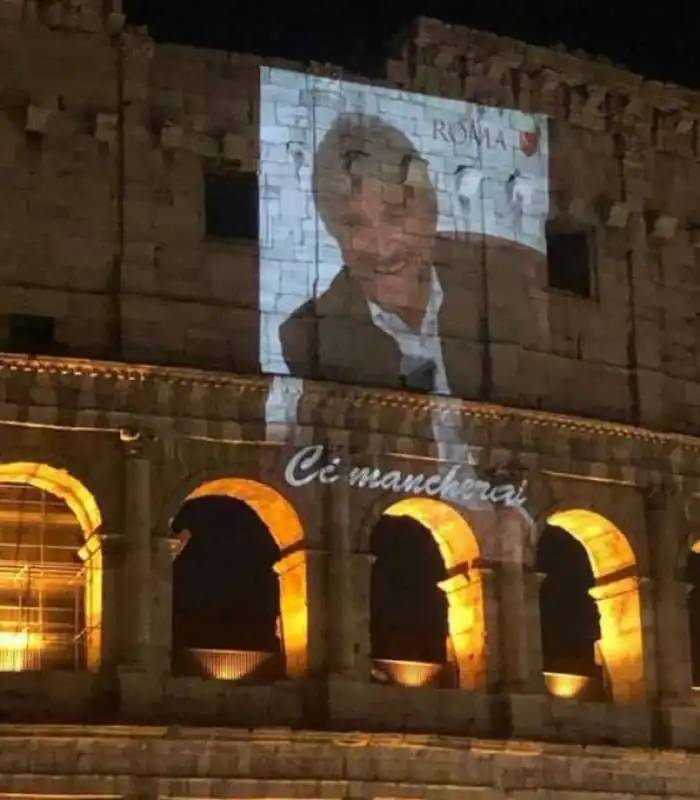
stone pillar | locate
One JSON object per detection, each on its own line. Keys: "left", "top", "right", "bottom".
{"left": 472, "top": 565, "right": 500, "bottom": 690}
{"left": 439, "top": 567, "right": 489, "bottom": 689}
{"left": 150, "top": 533, "right": 184, "bottom": 674}
{"left": 350, "top": 551, "right": 375, "bottom": 679}
{"left": 302, "top": 546, "right": 326, "bottom": 675}
{"left": 274, "top": 549, "right": 311, "bottom": 678}
{"left": 79, "top": 531, "right": 124, "bottom": 671}
{"left": 645, "top": 490, "right": 694, "bottom": 705}
{"left": 324, "top": 470, "right": 354, "bottom": 676}
{"left": 497, "top": 562, "right": 529, "bottom": 691}
{"left": 120, "top": 429, "right": 153, "bottom": 670}
{"left": 523, "top": 570, "right": 547, "bottom": 692}
{"left": 589, "top": 574, "right": 646, "bottom": 703}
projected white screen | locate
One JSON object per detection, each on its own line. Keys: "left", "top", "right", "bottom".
{"left": 259, "top": 66, "right": 549, "bottom": 393}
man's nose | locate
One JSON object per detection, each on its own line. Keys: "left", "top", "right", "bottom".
{"left": 374, "top": 225, "right": 404, "bottom": 258}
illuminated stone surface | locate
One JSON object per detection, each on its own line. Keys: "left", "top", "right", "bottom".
{"left": 0, "top": 3, "right": 699, "bottom": 799}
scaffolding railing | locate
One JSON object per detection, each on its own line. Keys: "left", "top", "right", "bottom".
{"left": 0, "top": 483, "right": 88, "bottom": 672}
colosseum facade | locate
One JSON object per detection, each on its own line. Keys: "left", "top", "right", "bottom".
{"left": 2, "top": 0, "right": 700, "bottom": 798}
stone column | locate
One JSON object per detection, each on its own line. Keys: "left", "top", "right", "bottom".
{"left": 120, "top": 428, "right": 153, "bottom": 670}
{"left": 79, "top": 531, "right": 124, "bottom": 671}
{"left": 589, "top": 574, "right": 646, "bottom": 703}
{"left": 439, "top": 567, "right": 490, "bottom": 689}
{"left": 472, "top": 564, "right": 500, "bottom": 690}
{"left": 523, "top": 569, "right": 547, "bottom": 692}
{"left": 150, "top": 533, "right": 184, "bottom": 674}
{"left": 274, "top": 549, "right": 311, "bottom": 678}
{"left": 324, "top": 467, "right": 354, "bottom": 676}
{"left": 497, "top": 562, "right": 529, "bottom": 691}
{"left": 350, "top": 551, "right": 375, "bottom": 679}
{"left": 645, "top": 489, "right": 694, "bottom": 705}
{"left": 301, "top": 546, "right": 327, "bottom": 675}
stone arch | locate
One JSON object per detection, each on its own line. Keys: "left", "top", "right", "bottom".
{"left": 546, "top": 508, "right": 644, "bottom": 702}
{"left": 0, "top": 461, "right": 103, "bottom": 670}
{"left": 175, "top": 477, "right": 308, "bottom": 678}
{"left": 373, "top": 496, "right": 486, "bottom": 689}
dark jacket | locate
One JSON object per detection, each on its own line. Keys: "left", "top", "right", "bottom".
{"left": 278, "top": 233, "right": 545, "bottom": 402}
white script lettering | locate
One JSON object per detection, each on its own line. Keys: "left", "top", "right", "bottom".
{"left": 283, "top": 445, "right": 528, "bottom": 510}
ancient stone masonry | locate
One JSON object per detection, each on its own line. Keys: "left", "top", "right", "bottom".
{"left": 0, "top": 6, "right": 699, "bottom": 428}
{"left": 4, "top": 5, "right": 700, "bottom": 800}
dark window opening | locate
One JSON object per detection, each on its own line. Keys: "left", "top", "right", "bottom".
{"left": 204, "top": 170, "right": 258, "bottom": 240}
{"left": 546, "top": 225, "right": 593, "bottom": 298}
{"left": 537, "top": 524, "right": 606, "bottom": 698}
{"left": 370, "top": 514, "right": 448, "bottom": 669}
{"left": 171, "top": 496, "right": 282, "bottom": 679}
{"left": 0, "top": 314, "right": 66, "bottom": 356}
{"left": 686, "top": 550, "right": 700, "bottom": 686}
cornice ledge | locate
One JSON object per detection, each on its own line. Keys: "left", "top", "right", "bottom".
{"left": 0, "top": 354, "right": 271, "bottom": 392}
{"left": 309, "top": 381, "right": 700, "bottom": 451}
{"left": 2, "top": 354, "right": 700, "bottom": 452}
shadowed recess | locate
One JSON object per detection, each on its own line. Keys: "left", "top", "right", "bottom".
{"left": 172, "top": 495, "right": 281, "bottom": 652}
{"left": 370, "top": 513, "right": 448, "bottom": 663}
{"left": 685, "top": 551, "right": 700, "bottom": 686}
{"left": 537, "top": 524, "right": 601, "bottom": 677}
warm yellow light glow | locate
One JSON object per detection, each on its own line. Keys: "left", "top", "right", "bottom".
{"left": 375, "top": 658, "right": 443, "bottom": 687}
{"left": 0, "top": 631, "right": 43, "bottom": 672}
{"left": 0, "top": 462, "right": 104, "bottom": 671}
{"left": 183, "top": 478, "right": 308, "bottom": 678}
{"left": 0, "top": 462, "right": 102, "bottom": 538}
{"left": 547, "top": 508, "right": 635, "bottom": 579}
{"left": 546, "top": 508, "right": 643, "bottom": 703}
{"left": 187, "top": 478, "right": 304, "bottom": 549}
{"left": 383, "top": 498, "right": 480, "bottom": 566}
{"left": 544, "top": 671, "right": 590, "bottom": 699}
{"left": 188, "top": 648, "right": 273, "bottom": 681}
{"left": 382, "top": 497, "right": 485, "bottom": 690}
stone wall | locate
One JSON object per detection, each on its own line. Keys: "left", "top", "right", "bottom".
{"left": 4, "top": 0, "right": 700, "bottom": 765}
{"left": 0, "top": 355, "right": 698, "bottom": 747}
{"left": 1, "top": 725, "right": 700, "bottom": 799}
{"left": 1, "top": 5, "right": 700, "bottom": 431}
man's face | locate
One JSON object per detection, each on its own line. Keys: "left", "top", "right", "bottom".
{"left": 335, "top": 174, "right": 438, "bottom": 284}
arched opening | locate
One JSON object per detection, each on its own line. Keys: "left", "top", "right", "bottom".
{"left": 0, "top": 462, "right": 102, "bottom": 672}
{"left": 171, "top": 478, "right": 307, "bottom": 681}
{"left": 685, "top": 544, "right": 700, "bottom": 688}
{"left": 370, "top": 514, "right": 448, "bottom": 681}
{"left": 369, "top": 497, "right": 485, "bottom": 690}
{"left": 541, "top": 509, "right": 642, "bottom": 703}
{"left": 537, "top": 524, "right": 603, "bottom": 699}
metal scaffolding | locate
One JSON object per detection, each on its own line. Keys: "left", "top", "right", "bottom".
{"left": 0, "top": 483, "right": 87, "bottom": 672}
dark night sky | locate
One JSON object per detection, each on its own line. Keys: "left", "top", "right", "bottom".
{"left": 135, "top": 0, "right": 700, "bottom": 678}
{"left": 125, "top": 0, "right": 700, "bottom": 89}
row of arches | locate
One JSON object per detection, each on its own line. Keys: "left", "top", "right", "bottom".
{"left": 1, "top": 459, "right": 700, "bottom": 704}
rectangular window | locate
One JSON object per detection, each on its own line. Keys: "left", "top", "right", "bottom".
{"left": 546, "top": 227, "right": 593, "bottom": 298}
{"left": 204, "top": 170, "right": 258, "bottom": 240}
{"left": 0, "top": 314, "right": 59, "bottom": 354}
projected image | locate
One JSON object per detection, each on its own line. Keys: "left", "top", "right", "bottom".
{"left": 259, "top": 67, "right": 549, "bottom": 393}
{"left": 259, "top": 68, "right": 549, "bottom": 560}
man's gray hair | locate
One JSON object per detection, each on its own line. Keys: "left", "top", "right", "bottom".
{"left": 311, "top": 113, "right": 437, "bottom": 241}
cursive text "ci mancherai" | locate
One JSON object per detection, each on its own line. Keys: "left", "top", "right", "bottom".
{"left": 284, "top": 445, "right": 528, "bottom": 511}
